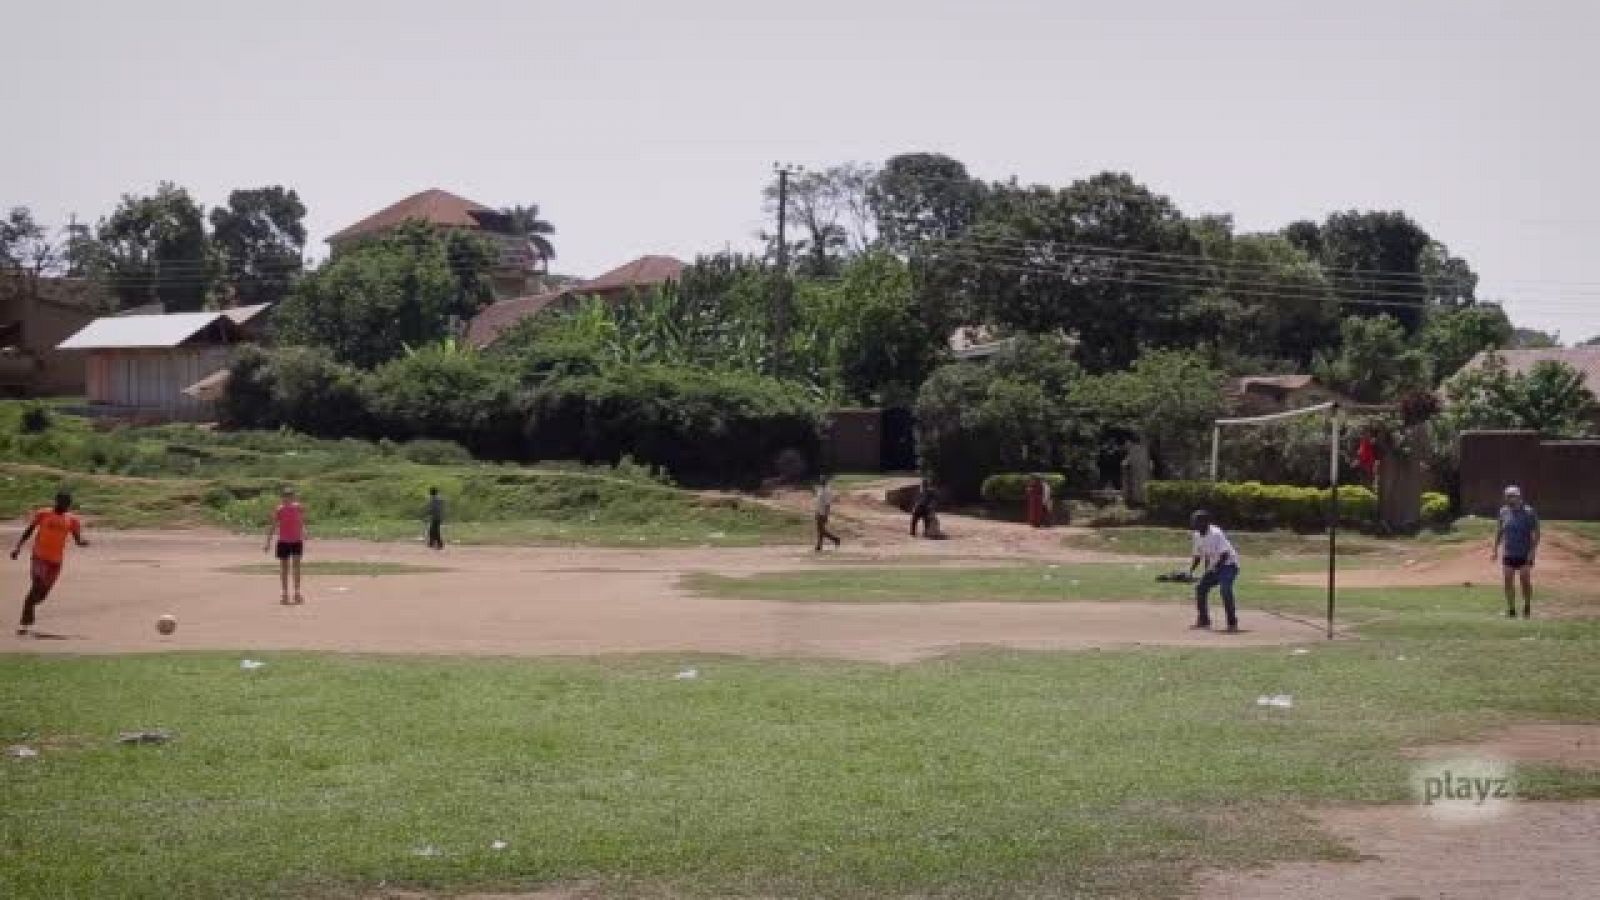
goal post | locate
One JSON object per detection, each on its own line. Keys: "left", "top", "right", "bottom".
{"left": 1207, "top": 401, "right": 1344, "bottom": 639}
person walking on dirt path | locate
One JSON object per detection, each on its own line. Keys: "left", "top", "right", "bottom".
{"left": 1188, "top": 510, "right": 1241, "bottom": 633}
{"left": 10, "top": 491, "right": 89, "bottom": 637}
{"left": 814, "top": 476, "right": 842, "bottom": 552}
{"left": 426, "top": 487, "right": 445, "bottom": 551}
{"left": 264, "top": 486, "right": 306, "bottom": 605}
{"left": 910, "top": 478, "right": 938, "bottom": 537}
{"left": 1493, "top": 485, "right": 1540, "bottom": 619}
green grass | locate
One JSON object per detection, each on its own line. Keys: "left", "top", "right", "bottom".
{"left": 220, "top": 561, "right": 451, "bottom": 577}
{"left": 1062, "top": 526, "right": 1390, "bottom": 559}
{"left": 0, "top": 403, "right": 807, "bottom": 547}
{"left": 2, "top": 643, "right": 1597, "bottom": 899}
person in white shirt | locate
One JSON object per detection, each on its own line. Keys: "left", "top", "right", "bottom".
{"left": 1187, "top": 510, "right": 1241, "bottom": 632}
{"left": 813, "top": 476, "right": 842, "bottom": 552}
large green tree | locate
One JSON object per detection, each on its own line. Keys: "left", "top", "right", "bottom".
{"left": 272, "top": 222, "right": 497, "bottom": 368}
{"left": 209, "top": 187, "right": 306, "bottom": 307}
{"left": 1418, "top": 304, "right": 1513, "bottom": 384}
{"left": 1072, "top": 349, "right": 1226, "bottom": 479}
{"left": 1183, "top": 224, "right": 1340, "bottom": 370}
{"left": 1, "top": 207, "right": 62, "bottom": 298}
{"left": 95, "top": 183, "right": 214, "bottom": 311}
{"left": 870, "top": 153, "right": 981, "bottom": 253}
{"left": 764, "top": 163, "right": 876, "bottom": 277}
{"left": 1284, "top": 211, "right": 1440, "bottom": 331}
{"left": 1442, "top": 353, "right": 1596, "bottom": 436}
{"left": 1314, "top": 314, "right": 1432, "bottom": 402}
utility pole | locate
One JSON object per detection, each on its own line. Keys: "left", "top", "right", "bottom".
{"left": 772, "top": 163, "right": 802, "bottom": 377}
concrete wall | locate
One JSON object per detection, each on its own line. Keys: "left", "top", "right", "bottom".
{"left": 1460, "top": 430, "right": 1600, "bottom": 519}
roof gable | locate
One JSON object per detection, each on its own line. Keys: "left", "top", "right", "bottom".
{"left": 1459, "top": 348, "right": 1600, "bottom": 392}
{"left": 57, "top": 312, "right": 240, "bottom": 350}
{"left": 329, "top": 189, "right": 497, "bottom": 244}
{"left": 576, "top": 255, "right": 685, "bottom": 295}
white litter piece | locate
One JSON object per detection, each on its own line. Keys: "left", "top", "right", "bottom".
{"left": 1255, "top": 694, "right": 1294, "bottom": 709}
{"left": 330, "top": 586, "right": 351, "bottom": 594}
{"left": 674, "top": 668, "right": 699, "bottom": 681}
{"left": 1520, "top": 636, "right": 1538, "bottom": 642}
{"left": 412, "top": 844, "right": 440, "bottom": 858}
{"left": 1134, "top": 564, "right": 1147, "bottom": 571}
{"left": 1070, "top": 580, "right": 1080, "bottom": 586}
{"left": 1048, "top": 564, "right": 1061, "bottom": 570}
{"left": 240, "top": 659, "right": 267, "bottom": 670}
{"left": 1396, "top": 655, "right": 1408, "bottom": 661}
{"left": 708, "top": 531, "right": 727, "bottom": 540}
{"left": 490, "top": 840, "right": 508, "bottom": 851}
{"left": 1292, "top": 648, "right": 1310, "bottom": 656}
{"left": 6, "top": 745, "right": 39, "bottom": 759}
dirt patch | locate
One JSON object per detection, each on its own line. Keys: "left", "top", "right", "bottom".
{"left": 1191, "top": 801, "right": 1600, "bottom": 899}
{"left": 1273, "top": 531, "right": 1597, "bottom": 593}
{"left": 2, "top": 531, "right": 1311, "bottom": 664}
{"left": 1404, "top": 721, "right": 1600, "bottom": 772}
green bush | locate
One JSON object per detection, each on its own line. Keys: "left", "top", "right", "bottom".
{"left": 1422, "top": 491, "right": 1452, "bottom": 529}
{"left": 20, "top": 402, "right": 53, "bottom": 434}
{"left": 365, "top": 348, "right": 521, "bottom": 458}
{"left": 1146, "top": 480, "right": 1379, "bottom": 531}
{"left": 980, "top": 473, "right": 1067, "bottom": 506}
{"left": 218, "top": 345, "right": 369, "bottom": 437}
{"left": 525, "top": 365, "right": 820, "bottom": 486}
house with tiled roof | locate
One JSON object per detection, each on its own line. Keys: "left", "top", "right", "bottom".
{"left": 467, "top": 255, "right": 685, "bottom": 347}
{"left": 1223, "top": 374, "right": 1354, "bottom": 416}
{"left": 328, "top": 189, "right": 541, "bottom": 300}
{"left": 1452, "top": 347, "right": 1600, "bottom": 429}
{"left": 0, "top": 275, "right": 111, "bottom": 397}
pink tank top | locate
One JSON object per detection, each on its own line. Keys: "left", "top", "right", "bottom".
{"left": 275, "top": 502, "right": 305, "bottom": 543}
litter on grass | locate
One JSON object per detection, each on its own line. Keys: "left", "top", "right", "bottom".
{"left": 491, "top": 840, "right": 509, "bottom": 851}
{"left": 6, "top": 745, "right": 39, "bottom": 759}
{"left": 240, "top": 659, "right": 266, "bottom": 670}
{"left": 412, "top": 844, "right": 441, "bottom": 858}
{"left": 1255, "top": 694, "right": 1294, "bottom": 709}
{"left": 1292, "top": 648, "right": 1311, "bottom": 655}
{"left": 674, "top": 668, "right": 699, "bottom": 681}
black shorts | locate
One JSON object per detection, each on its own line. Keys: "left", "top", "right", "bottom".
{"left": 1502, "top": 556, "right": 1530, "bottom": 570}
{"left": 275, "top": 541, "right": 304, "bottom": 560}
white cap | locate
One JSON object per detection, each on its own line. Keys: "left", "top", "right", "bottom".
{"left": 1504, "top": 485, "right": 1523, "bottom": 498}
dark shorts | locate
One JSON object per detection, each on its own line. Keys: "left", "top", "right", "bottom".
{"left": 275, "top": 541, "right": 304, "bottom": 560}
{"left": 1503, "top": 556, "right": 1530, "bottom": 570}
{"left": 30, "top": 558, "right": 63, "bottom": 592}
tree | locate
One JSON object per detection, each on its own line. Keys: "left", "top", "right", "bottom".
{"left": 96, "top": 183, "right": 214, "bottom": 311}
{"left": 1580, "top": 335, "right": 1600, "bottom": 347}
{"left": 497, "top": 204, "right": 556, "bottom": 272}
{"left": 1, "top": 207, "right": 62, "bottom": 298}
{"left": 764, "top": 163, "right": 877, "bottom": 277}
{"left": 1183, "top": 226, "right": 1339, "bottom": 370}
{"left": 271, "top": 222, "right": 498, "bottom": 368}
{"left": 1510, "top": 327, "right": 1560, "bottom": 348}
{"left": 1288, "top": 211, "right": 1436, "bottom": 331}
{"left": 960, "top": 172, "right": 1200, "bottom": 371}
{"left": 795, "top": 251, "right": 940, "bottom": 405}
{"left": 1072, "top": 349, "right": 1226, "bottom": 479}
{"left": 1442, "top": 353, "right": 1596, "bottom": 437}
{"left": 1314, "top": 314, "right": 1431, "bottom": 402}
{"left": 208, "top": 187, "right": 306, "bottom": 307}
{"left": 1418, "top": 304, "right": 1513, "bottom": 384}
{"left": 870, "top": 153, "right": 982, "bottom": 253}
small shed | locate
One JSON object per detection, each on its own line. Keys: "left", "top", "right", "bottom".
{"left": 57, "top": 309, "right": 260, "bottom": 421}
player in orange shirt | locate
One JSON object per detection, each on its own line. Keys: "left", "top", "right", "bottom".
{"left": 10, "top": 492, "right": 90, "bottom": 636}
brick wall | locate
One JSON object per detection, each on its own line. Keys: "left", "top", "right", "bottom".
{"left": 1460, "top": 430, "right": 1600, "bottom": 519}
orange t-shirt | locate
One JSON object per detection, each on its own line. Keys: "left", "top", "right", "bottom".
{"left": 31, "top": 509, "right": 82, "bottom": 564}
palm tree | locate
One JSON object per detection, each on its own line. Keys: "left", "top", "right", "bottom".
{"left": 499, "top": 204, "right": 556, "bottom": 273}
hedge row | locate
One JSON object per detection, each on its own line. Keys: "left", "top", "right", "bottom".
{"left": 219, "top": 346, "right": 821, "bottom": 486}
{"left": 980, "top": 473, "right": 1067, "bottom": 505}
{"left": 1146, "top": 480, "right": 1453, "bottom": 531}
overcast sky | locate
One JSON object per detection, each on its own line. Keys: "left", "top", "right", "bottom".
{"left": 5, "top": 0, "right": 1597, "bottom": 341}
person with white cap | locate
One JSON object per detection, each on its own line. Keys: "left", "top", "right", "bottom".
{"left": 1492, "top": 485, "right": 1540, "bottom": 618}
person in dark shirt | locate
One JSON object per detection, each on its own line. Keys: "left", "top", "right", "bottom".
{"left": 426, "top": 487, "right": 445, "bottom": 551}
{"left": 1492, "top": 485, "right": 1540, "bottom": 618}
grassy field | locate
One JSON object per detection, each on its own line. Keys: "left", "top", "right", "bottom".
{"left": 1060, "top": 526, "right": 1392, "bottom": 559}
{"left": 0, "top": 404, "right": 807, "bottom": 547}
{"left": 2, "top": 636, "right": 1597, "bottom": 899}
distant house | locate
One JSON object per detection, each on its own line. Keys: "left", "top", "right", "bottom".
{"left": 1451, "top": 348, "right": 1600, "bottom": 430}
{"left": 57, "top": 305, "right": 269, "bottom": 421}
{"left": 467, "top": 255, "right": 686, "bottom": 347}
{"left": 328, "top": 189, "right": 541, "bottom": 300}
{"left": 1224, "top": 375, "right": 1352, "bottom": 417}
{"left": 0, "top": 276, "right": 110, "bottom": 397}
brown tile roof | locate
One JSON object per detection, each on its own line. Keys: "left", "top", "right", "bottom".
{"left": 574, "top": 255, "right": 685, "bottom": 296}
{"left": 466, "top": 255, "right": 687, "bottom": 347}
{"left": 1458, "top": 348, "right": 1600, "bottom": 394}
{"left": 328, "top": 189, "right": 499, "bottom": 244}
{"left": 465, "top": 290, "right": 566, "bottom": 348}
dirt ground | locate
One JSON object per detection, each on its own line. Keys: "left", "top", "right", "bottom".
{"left": 1273, "top": 527, "right": 1596, "bottom": 593}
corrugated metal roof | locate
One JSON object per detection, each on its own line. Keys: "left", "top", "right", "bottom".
{"left": 222, "top": 303, "right": 272, "bottom": 325}
{"left": 57, "top": 312, "right": 232, "bottom": 350}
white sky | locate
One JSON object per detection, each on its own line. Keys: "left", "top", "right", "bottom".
{"left": 5, "top": 0, "right": 1598, "bottom": 341}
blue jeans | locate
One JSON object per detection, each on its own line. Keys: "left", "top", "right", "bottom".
{"left": 1196, "top": 563, "right": 1239, "bottom": 629}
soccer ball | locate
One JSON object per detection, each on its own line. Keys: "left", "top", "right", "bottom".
{"left": 156, "top": 615, "right": 177, "bottom": 636}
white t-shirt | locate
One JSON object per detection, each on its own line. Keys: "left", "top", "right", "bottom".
{"left": 1192, "top": 526, "right": 1239, "bottom": 570}
{"left": 814, "top": 485, "right": 835, "bottom": 516}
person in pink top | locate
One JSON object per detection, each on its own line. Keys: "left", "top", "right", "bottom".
{"left": 263, "top": 486, "right": 306, "bottom": 605}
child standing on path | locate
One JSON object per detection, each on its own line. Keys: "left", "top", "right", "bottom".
{"left": 264, "top": 487, "right": 306, "bottom": 605}
{"left": 426, "top": 487, "right": 445, "bottom": 551}
{"left": 10, "top": 491, "right": 89, "bottom": 636}
{"left": 814, "top": 476, "right": 842, "bottom": 552}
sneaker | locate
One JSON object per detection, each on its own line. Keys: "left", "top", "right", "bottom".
{"left": 1506, "top": 608, "right": 1518, "bottom": 619}
{"left": 15, "top": 628, "right": 29, "bottom": 637}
